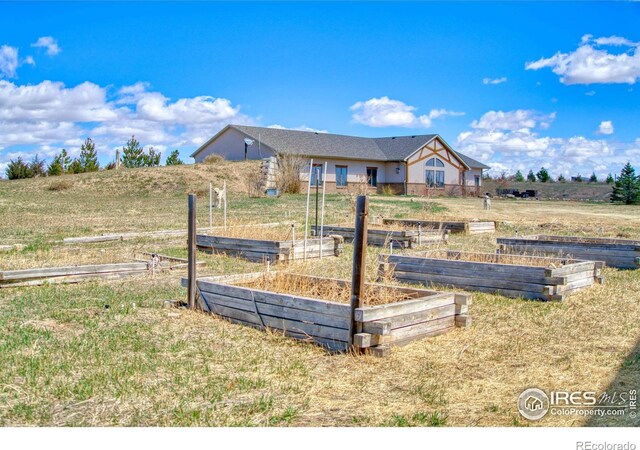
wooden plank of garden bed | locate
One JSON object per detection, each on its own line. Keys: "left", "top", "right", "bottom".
{"left": 362, "top": 303, "right": 455, "bottom": 335}
{"left": 355, "top": 292, "right": 455, "bottom": 322}
{"left": 0, "top": 270, "right": 149, "bottom": 288}
{"left": 0, "top": 262, "right": 149, "bottom": 282}
{"left": 195, "top": 279, "right": 351, "bottom": 317}
{"left": 392, "top": 270, "right": 553, "bottom": 293}
{"left": 199, "top": 291, "right": 351, "bottom": 329}
{"left": 385, "top": 255, "right": 549, "bottom": 277}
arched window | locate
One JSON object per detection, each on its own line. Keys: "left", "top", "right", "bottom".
{"left": 425, "top": 158, "right": 445, "bottom": 188}
{"left": 426, "top": 158, "right": 445, "bottom": 168}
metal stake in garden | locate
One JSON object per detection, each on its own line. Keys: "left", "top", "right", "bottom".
{"left": 187, "top": 193, "right": 197, "bottom": 309}
{"left": 349, "top": 195, "right": 369, "bottom": 347}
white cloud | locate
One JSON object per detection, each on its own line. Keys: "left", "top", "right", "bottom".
{"left": 482, "top": 77, "right": 507, "bottom": 85}
{"left": 0, "top": 79, "right": 260, "bottom": 173}
{"left": 457, "top": 109, "right": 632, "bottom": 178}
{"left": 525, "top": 35, "right": 640, "bottom": 84}
{"left": 585, "top": 90, "right": 596, "bottom": 96}
{"left": 0, "top": 45, "right": 19, "bottom": 78}
{"left": 597, "top": 120, "right": 614, "bottom": 135}
{"left": 350, "top": 96, "right": 463, "bottom": 128}
{"left": 31, "top": 36, "right": 61, "bottom": 56}
{"left": 23, "top": 55, "right": 35, "bottom": 66}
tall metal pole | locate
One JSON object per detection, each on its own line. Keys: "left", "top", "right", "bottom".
{"left": 223, "top": 180, "right": 227, "bottom": 232}
{"left": 349, "top": 195, "right": 369, "bottom": 346}
{"left": 303, "top": 159, "right": 313, "bottom": 260}
{"left": 315, "top": 166, "right": 320, "bottom": 234}
{"left": 187, "top": 194, "right": 197, "bottom": 310}
{"left": 319, "top": 161, "right": 327, "bottom": 259}
{"left": 209, "top": 182, "right": 213, "bottom": 233}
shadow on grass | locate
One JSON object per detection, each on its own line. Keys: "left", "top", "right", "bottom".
{"left": 586, "top": 336, "right": 640, "bottom": 426}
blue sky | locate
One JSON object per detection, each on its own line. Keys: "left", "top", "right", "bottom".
{"left": 0, "top": 1, "right": 639, "bottom": 178}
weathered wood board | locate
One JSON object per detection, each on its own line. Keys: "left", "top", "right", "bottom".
{"left": 181, "top": 272, "right": 471, "bottom": 355}
{"left": 380, "top": 250, "right": 603, "bottom": 301}
{"left": 196, "top": 234, "right": 343, "bottom": 263}
{"left": 311, "top": 225, "right": 448, "bottom": 248}
{"left": 382, "top": 218, "right": 496, "bottom": 235}
{"left": 497, "top": 235, "right": 640, "bottom": 269}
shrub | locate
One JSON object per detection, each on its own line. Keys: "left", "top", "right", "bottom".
{"left": 203, "top": 153, "right": 225, "bottom": 165}
{"left": 275, "top": 152, "right": 304, "bottom": 194}
{"left": 589, "top": 172, "right": 598, "bottom": 183}
{"left": 606, "top": 173, "right": 614, "bottom": 184}
{"left": 244, "top": 172, "right": 264, "bottom": 197}
{"left": 48, "top": 180, "right": 73, "bottom": 191}
{"left": 526, "top": 170, "right": 536, "bottom": 182}
{"left": 6, "top": 158, "right": 31, "bottom": 180}
{"left": 121, "top": 136, "right": 161, "bottom": 168}
{"left": 380, "top": 184, "right": 396, "bottom": 196}
{"left": 47, "top": 159, "right": 63, "bottom": 176}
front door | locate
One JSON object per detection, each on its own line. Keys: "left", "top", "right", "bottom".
{"left": 366, "top": 167, "right": 378, "bottom": 187}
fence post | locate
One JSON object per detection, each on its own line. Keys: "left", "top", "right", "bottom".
{"left": 187, "top": 194, "right": 197, "bottom": 309}
{"left": 349, "top": 195, "right": 369, "bottom": 347}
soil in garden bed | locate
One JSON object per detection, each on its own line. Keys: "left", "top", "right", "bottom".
{"left": 235, "top": 272, "right": 419, "bottom": 306}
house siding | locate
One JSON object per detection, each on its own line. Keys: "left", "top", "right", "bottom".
{"left": 193, "top": 127, "right": 275, "bottom": 162}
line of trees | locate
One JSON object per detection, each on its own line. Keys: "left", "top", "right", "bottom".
{"left": 500, "top": 167, "right": 615, "bottom": 184}
{"left": 5, "top": 136, "right": 184, "bottom": 180}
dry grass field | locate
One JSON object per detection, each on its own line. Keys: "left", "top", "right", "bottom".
{"left": 0, "top": 163, "right": 639, "bottom": 427}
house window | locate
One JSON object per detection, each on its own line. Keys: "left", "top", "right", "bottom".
{"left": 310, "top": 164, "right": 323, "bottom": 186}
{"left": 366, "top": 167, "right": 378, "bottom": 187}
{"left": 475, "top": 175, "right": 480, "bottom": 187}
{"left": 425, "top": 158, "right": 445, "bottom": 188}
{"left": 335, "top": 165, "right": 348, "bottom": 187}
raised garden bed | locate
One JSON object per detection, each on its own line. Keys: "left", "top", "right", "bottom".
{"left": 311, "top": 224, "right": 448, "bottom": 248}
{"left": 196, "top": 234, "right": 343, "bottom": 263}
{"left": 497, "top": 235, "right": 640, "bottom": 269}
{"left": 181, "top": 272, "right": 471, "bottom": 356}
{"left": 382, "top": 218, "right": 496, "bottom": 235}
{"left": 380, "top": 250, "right": 604, "bottom": 301}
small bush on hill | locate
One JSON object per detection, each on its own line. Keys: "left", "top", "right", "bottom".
{"left": 48, "top": 180, "right": 74, "bottom": 191}
{"left": 203, "top": 154, "right": 225, "bottom": 165}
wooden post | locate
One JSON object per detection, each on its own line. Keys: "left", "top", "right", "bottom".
{"left": 349, "top": 195, "right": 369, "bottom": 347}
{"left": 187, "top": 194, "right": 197, "bottom": 309}
{"left": 115, "top": 149, "right": 120, "bottom": 170}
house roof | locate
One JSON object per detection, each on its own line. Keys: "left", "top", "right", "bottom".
{"left": 193, "top": 124, "right": 490, "bottom": 169}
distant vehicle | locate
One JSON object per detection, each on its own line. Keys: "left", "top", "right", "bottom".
{"left": 495, "top": 188, "right": 538, "bottom": 199}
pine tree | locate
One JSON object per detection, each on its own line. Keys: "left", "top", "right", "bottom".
{"left": 121, "top": 136, "right": 145, "bottom": 168}
{"left": 79, "top": 138, "right": 99, "bottom": 172}
{"left": 606, "top": 173, "right": 614, "bottom": 184}
{"left": 6, "top": 158, "right": 32, "bottom": 180}
{"left": 165, "top": 149, "right": 183, "bottom": 165}
{"left": 68, "top": 159, "right": 83, "bottom": 175}
{"left": 59, "top": 149, "right": 71, "bottom": 173}
{"left": 575, "top": 174, "right": 583, "bottom": 183}
{"left": 589, "top": 172, "right": 598, "bottom": 183}
{"left": 29, "top": 155, "right": 46, "bottom": 177}
{"left": 527, "top": 170, "right": 536, "bottom": 182}
{"left": 143, "top": 147, "right": 161, "bottom": 167}
{"left": 513, "top": 170, "right": 524, "bottom": 182}
{"left": 536, "top": 167, "right": 551, "bottom": 183}
{"left": 47, "top": 156, "right": 63, "bottom": 176}
{"left": 610, "top": 162, "right": 640, "bottom": 205}
{"left": 557, "top": 174, "right": 566, "bottom": 183}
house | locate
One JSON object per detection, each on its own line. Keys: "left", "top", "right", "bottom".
{"left": 191, "top": 124, "right": 490, "bottom": 195}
